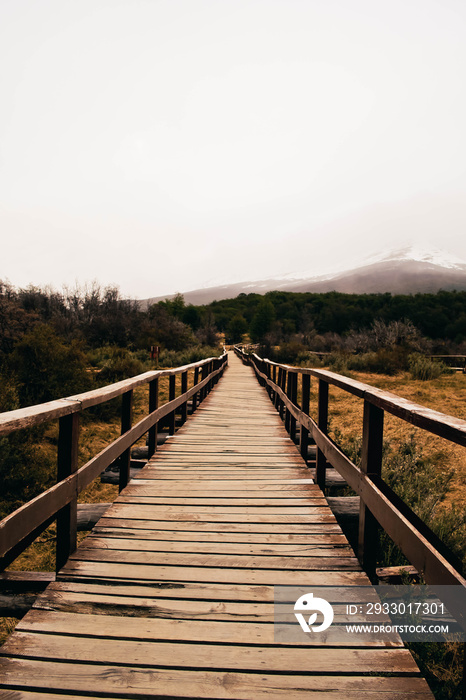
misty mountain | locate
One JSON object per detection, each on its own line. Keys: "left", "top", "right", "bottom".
{"left": 141, "top": 245, "right": 466, "bottom": 306}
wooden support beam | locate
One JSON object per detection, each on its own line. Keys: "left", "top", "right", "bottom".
{"left": 148, "top": 377, "right": 159, "bottom": 458}
{"left": 358, "top": 401, "right": 384, "bottom": 582}
{"left": 56, "top": 413, "right": 79, "bottom": 573}
{"left": 180, "top": 371, "right": 188, "bottom": 425}
{"left": 316, "top": 379, "right": 328, "bottom": 490}
{"left": 300, "top": 374, "right": 311, "bottom": 461}
{"left": 168, "top": 375, "right": 176, "bottom": 435}
{"left": 118, "top": 390, "right": 133, "bottom": 492}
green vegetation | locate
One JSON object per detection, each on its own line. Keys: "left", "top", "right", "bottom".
{"left": 202, "top": 289, "right": 466, "bottom": 346}
{"left": 0, "top": 282, "right": 221, "bottom": 519}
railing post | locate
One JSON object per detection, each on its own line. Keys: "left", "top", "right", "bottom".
{"left": 264, "top": 361, "right": 270, "bottom": 397}
{"left": 208, "top": 360, "right": 214, "bottom": 393}
{"left": 289, "top": 371, "right": 298, "bottom": 442}
{"left": 300, "top": 373, "right": 311, "bottom": 460}
{"left": 279, "top": 368, "right": 286, "bottom": 419}
{"left": 56, "top": 412, "right": 79, "bottom": 572}
{"left": 148, "top": 377, "right": 159, "bottom": 458}
{"left": 272, "top": 365, "right": 277, "bottom": 405}
{"left": 199, "top": 364, "right": 206, "bottom": 402}
{"left": 275, "top": 367, "right": 282, "bottom": 412}
{"left": 358, "top": 401, "right": 384, "bottom": 581}
{"left": 181, "top": 370, "right": 188, "bottom": 424}
{"left": 119, "top": 390, "right": 133, "bottom": 492}
{"left": 285, "top": 370, "right": 291, "bottom": 434}
{"left": 192, "top": 366, "right": 200, "bottom": 412}
{"left": 168, "top": 374, "right": 176, "bottom": 434}
{"left": 316, "top": 379, "right": 328, "bottom": 490}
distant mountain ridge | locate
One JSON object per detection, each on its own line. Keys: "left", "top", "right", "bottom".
{"left": 141, "top": 244, "right": 466, "bottom": 306}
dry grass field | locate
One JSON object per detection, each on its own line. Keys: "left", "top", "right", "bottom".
{"left": 308, "top": 370, "right": 466, "bottom": 508}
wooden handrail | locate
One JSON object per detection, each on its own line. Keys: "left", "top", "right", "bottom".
{"left": 235, "top": 345, "right": 466, "bottom": 589}
{"left": 246, "top": 351, "right": 466, "bottom": 447}
{"left": 0, "top": 352, "right": 228, "bottom": 571}
{"left": 0, "top": 356, "right": 224, "bottom": 436}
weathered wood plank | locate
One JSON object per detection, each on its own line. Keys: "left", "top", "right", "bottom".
{"left": 60, "top": 560, "right": 369, "bottom": 584}
{"left": 90, "top": 528, "right": 349, "bottom": 544}
{"left": 81, "top": 537, "right": 352, "bottom": 556}
{"left": 95, "top": 517, "right": 343, "bottom": 532}
{"left": 0, "top": 660, "right": 434, "bottom": 699}
{"left": 68, "top": 547, "right": 360, "bottom": 570}
{"left": 14, "top": 609, "right": 399, "bottom": 647}
{"left": 92, "top": 506, "right": 339, "bottom": 523}
{"left": 1, "top": 632, "right": 420, "bottom": 672}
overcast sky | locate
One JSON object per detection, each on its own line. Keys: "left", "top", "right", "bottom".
{"left": 1, "top": 0, "right": 465, "bottom": 299}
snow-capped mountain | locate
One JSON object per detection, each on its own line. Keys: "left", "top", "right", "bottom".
{"left": 141, "top": 244, "right": 466, "bottom": 306}
{"left": 361, "top": 244, "right": 466, "bottom": 271}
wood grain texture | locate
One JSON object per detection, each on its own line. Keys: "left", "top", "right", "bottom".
{"left": 0, "top": 352, "right": 433, "bottom": 698}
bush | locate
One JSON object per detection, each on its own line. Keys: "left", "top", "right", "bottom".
{"left": 327, "top": 353, "right": 351, "bottom": 375}
{"left": 408, "top": 354, "right": 450, "bottom": 381}
{"left": 0, "top": 369, "right": 55, "bottom": 518}
{"left": 270, "top": 341, "right": 307, "bottom": 364}
{"left": 9, "top": 324, "right": 91, "bottom": 406}
{"left": 90, "top": 346, "right": 145, "bottom": 384}
{"left": 158, "top": 345, "right": 221, "bottom": 368}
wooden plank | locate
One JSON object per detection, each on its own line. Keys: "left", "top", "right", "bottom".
{"left": 93, "top": 506, "right": 338, "bottom": 523}
{"left": 108, "top": 503, "right": 331, "bottom": 514}
{"left": 2, "top": 632, "right": 420, "bottom": 672}
{"left": 69, "top": 548, "right": 360, "bottom": 570}
{"left": 0, "top": 660, "right": 434, "bottom": 699}
{"left": 40, "top": 580, "right": 277, "bottom": 602}
{"left": 129, "top": 480, "right": 317, "bottom": 490}
{"left": 95, "top": 518, "right": 343, "bottom": 533}
{"left": 60, "top": 560, "right": 368, "bottom": 584}
{"left": 28, "top": 591, "right": 393, "bottom": 626}
{"left": 120, "top": 488, "right": 322, "bottom": 498}
{"left": 14, "top": 609, "right": 399, "bottom": 647}
{"left": 90, "top": 528, "right": 349, "bottom": 544}
{"left": 80, "top": 537, "right": 353, "bottom": 556}
{"left": 113, "top": 496, "right": 328, "bottom": 506}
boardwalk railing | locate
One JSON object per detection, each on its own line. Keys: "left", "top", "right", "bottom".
{"left": 0, "top": 352, "right": 228, "bottom": 573}
{"left": 235, "top": 346, "right": 466, "bottom": 591}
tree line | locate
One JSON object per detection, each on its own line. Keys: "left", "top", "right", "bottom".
{"left": 1, "top": 281, "right": 465, "bottom": 412}
{"left": 0, "top": 282, "right": 218, "bottom": 412}
{"left": 212, "top": 289, "right": 466, "bottom": 346}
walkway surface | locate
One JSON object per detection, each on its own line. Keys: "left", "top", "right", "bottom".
{"left": 0, "top": 353, "right": 433, "bottom": 698}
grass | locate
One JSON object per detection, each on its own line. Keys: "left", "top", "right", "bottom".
{"left": 306, "top": 368, "right": 466, "bottom": 508}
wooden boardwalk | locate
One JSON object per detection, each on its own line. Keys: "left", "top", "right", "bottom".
{"left": 0, "top": 353, "right": 433, "bottom": 698}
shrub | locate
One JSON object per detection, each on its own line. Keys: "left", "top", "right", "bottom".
{"left": 327, "top": 353, "right": 351, "bottom": 375}
{"left": 9, "top": 324, "right": 91, "bottom": 406}
{"left": 0, "top": 368, "right": 55, "bottom": 518}
{"left": 408, "top": 354, "right": 450, "bottom": 381}
{"left": 91, "top": 346, "right": 145, "bottom": 384}
{"left": 158, "top": 345, "right": 221, "bottom": 368}
{"left": 271, "top": 341, "right": 307, "bottom": 364}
